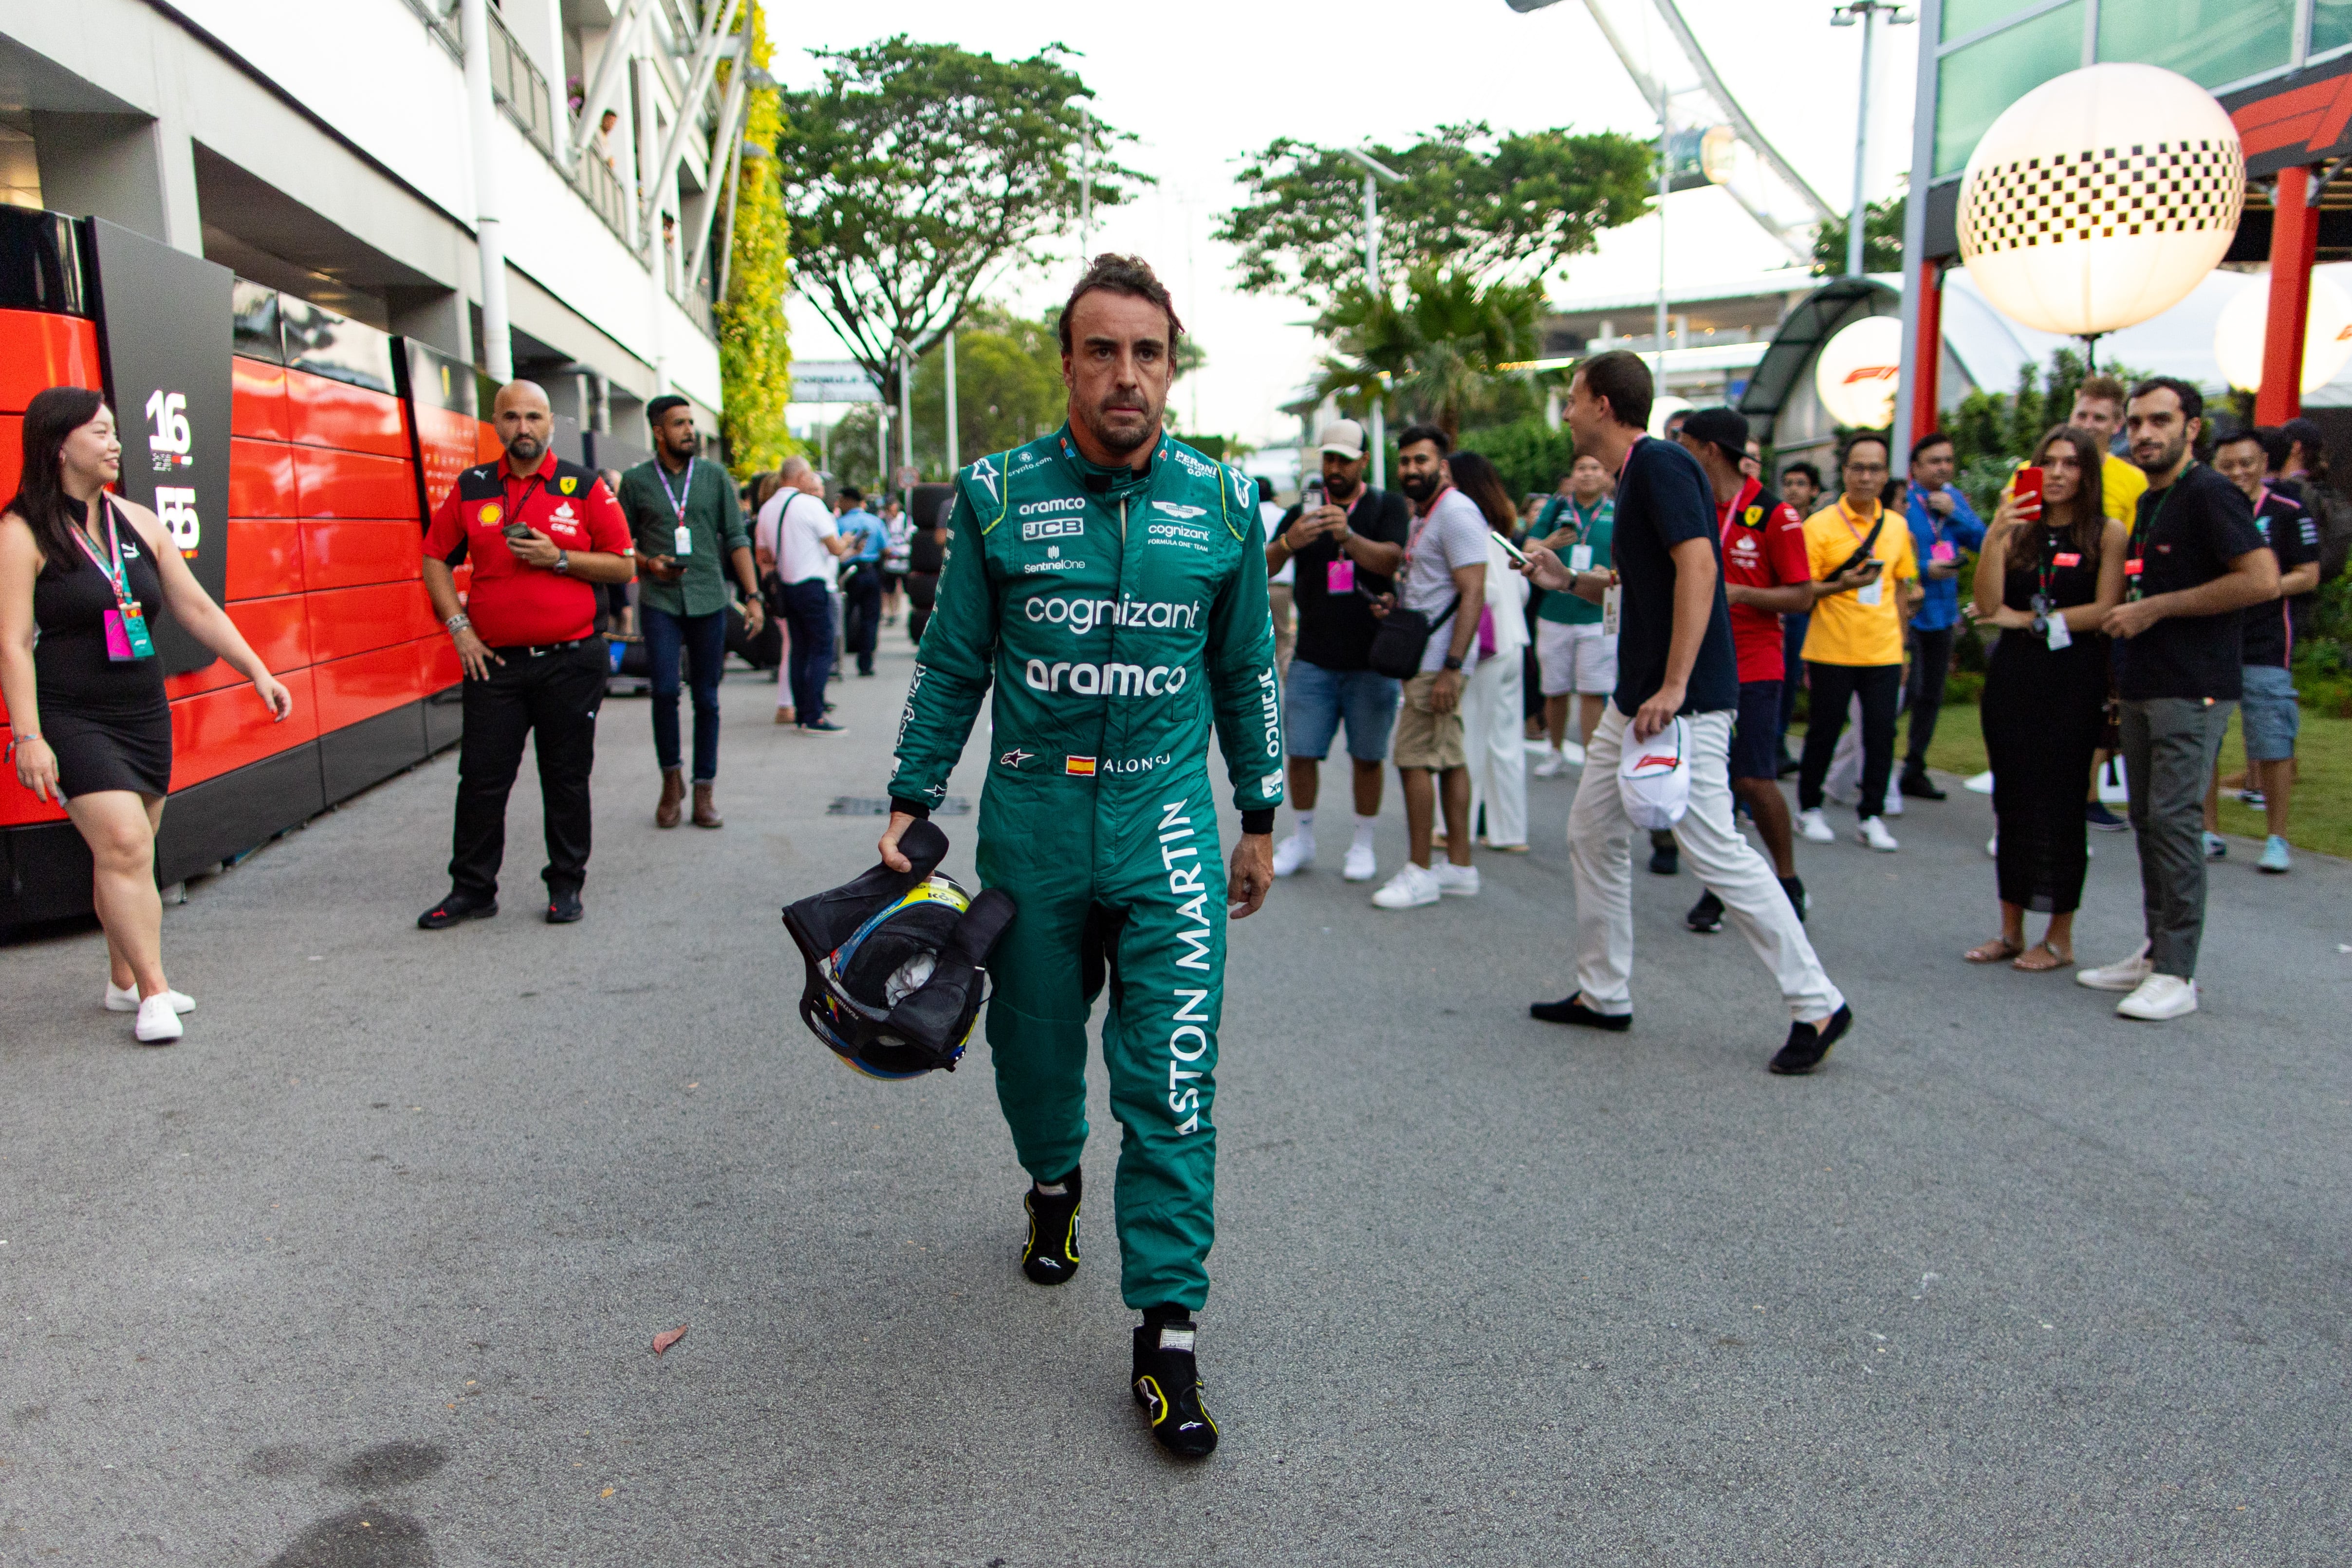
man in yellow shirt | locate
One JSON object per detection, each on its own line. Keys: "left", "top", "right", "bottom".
{"left": 1796, "top": 433, "right": 1919, "bottom": 851}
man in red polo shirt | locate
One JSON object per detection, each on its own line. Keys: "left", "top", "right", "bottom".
{"left": 1675, "top": 408, "right": 1852, "bottom": 932}
{"left": 416, "top": 380, "right": 634, "bottom": 928}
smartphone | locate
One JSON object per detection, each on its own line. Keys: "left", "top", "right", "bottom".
{"left": 1492, "top": 532, "right": 1530, "bottom": 566}
{"left": 1299, "top": 479, "right": 1326, "bottom": 516}
{"left": 2012, "top": 465, "right": 2045, "bottom": 518}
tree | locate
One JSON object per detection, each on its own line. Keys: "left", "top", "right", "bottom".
{"left": 906, "top": 305, "right": 1065, "bottom": 474}
{"left": 718, "top": 0, "right": 793, "bottom": 475}
{"left": 1218, "top": 123, "right": 1654, "bottom": 310}
{"left": 1315, "top": 267, "right": 1544, "bottom": 444}
{"left": 772, "top": 37, "right": 1141, "bottom": 405}
{"left": 1811, "top": 196, "right": 1905, "bottom": 277}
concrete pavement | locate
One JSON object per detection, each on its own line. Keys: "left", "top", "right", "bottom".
{"left": 4, "top": 629, "right": 2350, "bottom": 1566}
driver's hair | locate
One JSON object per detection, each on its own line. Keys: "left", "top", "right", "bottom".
{"left": 1059, "top": 254, "right": 1184, "bottom": 355}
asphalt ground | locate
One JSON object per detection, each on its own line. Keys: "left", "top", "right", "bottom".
{"left": 4, "top": 624, "right": 2351, "bottom": 1567}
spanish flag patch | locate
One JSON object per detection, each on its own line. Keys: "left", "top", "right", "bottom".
{"left": 1064, "top": 756, "right": 1097, "bottom": 776}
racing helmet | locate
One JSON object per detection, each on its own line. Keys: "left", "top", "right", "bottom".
{"left": 784, "top": 820, "right": 1016, "bottom": 1079}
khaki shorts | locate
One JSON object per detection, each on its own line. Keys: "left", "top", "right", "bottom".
{"left": 1393, "top": 670, "right": 1467, "bottom": 771}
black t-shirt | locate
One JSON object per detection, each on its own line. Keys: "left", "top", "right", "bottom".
{"left": 2244, "top": 491, "right": 2319, "bottom": 668}
{"left": 1281, "top": 484, "right": 1413, "bottom": 671}
{"left": 1611, "top": 436, "right": 1739, "bottom": 716}
{"left": 2114, "top": 462, "right": 2268, "bottom": 701}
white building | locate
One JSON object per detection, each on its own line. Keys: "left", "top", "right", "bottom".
{"left": 1, "top": 0, "right": 752, "bottom": 456}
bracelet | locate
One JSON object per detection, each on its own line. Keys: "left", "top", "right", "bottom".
{"left": 5, "top": 732, "right": 39, "bottom": 760}
{"left": 444, "top": 613, "right": 471, "bottom": 634}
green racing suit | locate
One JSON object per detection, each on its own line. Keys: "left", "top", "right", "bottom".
{"left": 886, "top": 425, "right": 1283, "bottom": 1313}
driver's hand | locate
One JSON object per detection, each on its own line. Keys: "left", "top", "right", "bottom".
{"left": 880, "top": 810, "right": 918, "bottom": 872}
{"left": 1228, "top": 834, "right": 1273, "bottom": 920}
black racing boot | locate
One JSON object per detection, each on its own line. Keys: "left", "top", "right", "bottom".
{"left": 1132, "top": 1313, "right": 1218, "bottom": 1459}
{"left": 1020, "top": 1167, "right": 1081, "bottom": 1286}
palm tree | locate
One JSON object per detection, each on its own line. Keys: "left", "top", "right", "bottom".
{"left": 1315, "top": 266, "right": 1543, "bottom": 443}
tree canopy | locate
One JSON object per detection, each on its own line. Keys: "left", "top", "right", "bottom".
{"left": 1812, "top": 195, "right": 1904, "bottom": 277}
{"left": 1217, "top": 123, "right": 1655, "bottom": 310}
{"left": 772, "top": 37, "right": 1140, "bottom": 402}
{"left": 1315, "top": 267, "right": 1545, "bottom": 443}
{"left": 717, "top": 0, "right": 792, "bottom": 474}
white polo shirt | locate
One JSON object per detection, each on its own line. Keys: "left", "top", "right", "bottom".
{"left": 759, "top": 490, "right": 840, "bottom": 585}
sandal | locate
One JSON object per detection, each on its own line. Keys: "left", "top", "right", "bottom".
{"left": 1965, "top": 937, "right": 2025, "bottom": 964}
{"left": 2011, "top": 942, "right": 2074, "bottom": 973}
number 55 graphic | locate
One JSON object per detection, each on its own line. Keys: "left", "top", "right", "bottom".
{"left": 154, "top": 486, "right": 201, "bottom": 553}
{"left": 145, "top": 388, "right": 190, "bottom": 455}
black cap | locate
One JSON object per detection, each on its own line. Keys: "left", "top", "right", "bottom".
{"left": 1679, "top": 405, "right": 1749, "bottom": 458}
{"left": 646, "top": 393, "right": 690, "bottom": 425}
{"left": 2280, "top": 416, "right": 2325, "bottom": 455}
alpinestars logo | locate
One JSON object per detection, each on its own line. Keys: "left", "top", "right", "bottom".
{"left": 970, "top": 455, "right": 1000, "bottom": 505}
{"left": 999, "top": 748, "right": 1034, "bottom": 769}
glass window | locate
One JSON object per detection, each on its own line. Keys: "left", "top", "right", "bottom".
{"left": 1942, "top": 0, "right": 2047, "bottom": 44}
{"left": 2097, "top": 0, "right": 2293, "bottom": 90}
{"left": 1936, "top": 1, "right": 2086, "bottom": 178}
{"left": 2313, "top": 0, "right": 2352, "bottom": 57}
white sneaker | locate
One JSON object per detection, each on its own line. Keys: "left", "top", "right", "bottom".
{"left": 1271, "top": 832, "right": 1315, "bottom": 878}
{"left": 1857, "top": 816, "right": 1899, "bottom": 852}
{"left": 2115, "top": 973, "right": 2199, "bottom": 1021}
{"left": 1881, "top": 791, "right": 1904, "bottom": 817}
{"left": 2075, "top": 940, "right": 2153, "bottom": 993}
{"left": 107, "top": 982, "right": 193, "bottom": 1014}
{"left": 1560, "top": 740, "right": 1587, "bottom": 768}
{"left": 1532, "top": 749, "right": 1571, "bottom": 779}
{"left": 1433, "top": 862, "right": 1481, "bottom": 897}
{"left": 1371, "top": 863, "right": 1441, "bottom": 909}
{"left": 134, "top": 994, "right": 184, "bottom": 1044}
{"left": 1985, "top": 834, "right": 1999, "bottom": 860}
{"left": 1342, "top": 840, "right": 1378, "bottom": 882}
{"left": 1798, "top": 808, "right": 1834, "bottom": 844}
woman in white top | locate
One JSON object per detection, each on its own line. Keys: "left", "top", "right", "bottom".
{"left": 1446, "top": 453, "right": 1531, "bottom": 851}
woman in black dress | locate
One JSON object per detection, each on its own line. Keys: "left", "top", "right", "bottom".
{"left": 0, "top": 387, "right": 292, "bottom": 1043}
{"left": 1965, "top": 425, "right": 2128, "bottom": 972}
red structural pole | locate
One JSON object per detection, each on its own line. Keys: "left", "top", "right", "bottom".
{"left": 1910, "top": 258, "right": 1945, "bottom": 445}
{"left": 2258, "top": 165, "right": 2319, "bottom": 424}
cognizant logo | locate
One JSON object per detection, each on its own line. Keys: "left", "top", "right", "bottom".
{"left": 1024, "top": 660, "right": 1190, "bottom": 696}
{"left": 1022, "top": 594, "right": 1202, "bottom": 635}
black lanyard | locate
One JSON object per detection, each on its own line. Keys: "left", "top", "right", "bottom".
{"left": 2124, "top": 472, "right": 2183, "bottom": 603}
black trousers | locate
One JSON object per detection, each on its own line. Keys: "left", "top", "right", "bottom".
{"left": 449, "top": 639, "right": 606, "bottom": 902}
{"left": 842, "top": 564, "right": 884, "bottom": 674}
{"left": 1903, "top": 625, "right": 1956, "bottom": 775}
{"left": 1797, "top": 661, "right": 1901, "bottom": 819}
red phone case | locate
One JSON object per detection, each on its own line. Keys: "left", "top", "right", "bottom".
{"left": 2013, "top": 466, "right": 2045, "bottom": 514}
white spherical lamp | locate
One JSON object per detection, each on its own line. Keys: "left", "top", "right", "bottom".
{"left": 1647, "top": 394, "right": 1693, "bottom": 440}
{"left": 2214, "top": 274, "right": 2352, "bottom": 394}
{"left": 1958, "top": 63, "right": 2243, "bottom": 338}
{"left": 1814, "top": 314, "right": 1903, "bottom": 429}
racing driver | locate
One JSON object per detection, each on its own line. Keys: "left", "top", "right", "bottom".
{"left": 878, "top": 254, "right": 1280, "bottom": 1459}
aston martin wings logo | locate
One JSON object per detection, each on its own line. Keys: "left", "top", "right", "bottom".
{"left": 971, "top": 455, "right": 1000, "bottom": 505}
{"left": 1152, "top": 501, "right": 1207, "bottom": 519}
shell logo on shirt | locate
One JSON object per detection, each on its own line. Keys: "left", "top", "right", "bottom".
{"left": 479, "top": 502, "right": 503, "bottom": 526}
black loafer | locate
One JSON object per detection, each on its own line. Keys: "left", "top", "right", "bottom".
{"left": 1132, "top": 1319, "right": 1218, "bottom": 1459}
{"left": 1899, "top": 773, "right": 1947, "bottom": 801}
{"left": 1685, "top": 890, "right": 1725, "bottom": 933}
{"left": 1530, "top": 993, "right": 1631, "bottom": 1031}
{"left": 545, "top": 888, "right": 584, "bottom": 924}
{"left": 1769, "top": 1003, "right": 1852, "bottom": 1075}
{"left": 417, "top": 893, "right": 496, "bottom": 930}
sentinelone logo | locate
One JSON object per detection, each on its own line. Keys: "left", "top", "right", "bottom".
{"left": 1023, "top": 594, "right": 1203, "bottom": 635}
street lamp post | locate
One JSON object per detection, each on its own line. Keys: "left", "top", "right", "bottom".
{"left": 1341, "top": 147, "right": 1402, "bottom": 490}
{"left": 945, "top": 323, "right": 960, "bottom": 478}
{"left": 1831, "top": 2, "right": 1914, "bottom": 278}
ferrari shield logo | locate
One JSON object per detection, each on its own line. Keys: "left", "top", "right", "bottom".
{"left": 559, "top": 476, "right": 577, "bottom": 495}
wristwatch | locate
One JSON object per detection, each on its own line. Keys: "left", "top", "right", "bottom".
{"left": 553, "top": 550, "right": 571, "bottom": 575}
{"left": 1442, "top": 655, "right": 1465, "bottom": 672}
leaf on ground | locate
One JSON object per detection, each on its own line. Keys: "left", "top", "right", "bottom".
{"left": 600, "top": 1486, "right": 616, "bottom": 1498}
{"left": 651, "top": 1323, "right": 689, "bottom": 1356}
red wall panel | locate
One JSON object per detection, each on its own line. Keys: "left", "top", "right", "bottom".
{"left": 476, "top": 423, "right": 504, "bottom": 464}
{"left": 168, "top": 669, "right": 320, "bottom": 791}
{"left": 0, "top": 310, "right": 103, "bottom": 413}
{"left": 0, "top": 412, "right": 19, "bottom": 502}
{"left": 312, "top": 643, "right": 425, "bottom": 734}
{"left": 225, "top": 518, "right": 304, "bottom": 601}
{"left": 292, "top": 446, "right": 418, "bottom": 521}
{"left": 228, "top": 436, "right": 296, "bottom": 518}
{"left": 231, "top": 358, "right": 291, "bottom": 442}
{"left": 164, "top": 660, "right": 241, "bottom": 701}
{"left": 227, "top": 594, "right": 314, "bottom": 673}
{"left": 0, "top": 723, "right": 69, "bottom": 824}
{"left": 305, "top": 580, "right": 425, "bottom": 665}
{"left": 286, "top": 369, "right": 410, "bottom": 460}
{"left": 417, "top": 634, "right": 462, "bottom": 694}
{"left": 302, "top": 519, "right": 424, "bottom": 592}
{"left": 413, "top": 404, "right": 479, "bottom": 515}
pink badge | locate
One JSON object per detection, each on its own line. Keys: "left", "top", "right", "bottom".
{"left": 1931, "top": 540, "right": 1956, "bottom": 562}
{"left": 1327, "top": 559, "right": 1355, "bottom": 594}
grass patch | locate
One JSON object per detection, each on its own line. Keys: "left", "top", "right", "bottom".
{"left": 1797, "top": 701, "right": 2352, "bottom": 861}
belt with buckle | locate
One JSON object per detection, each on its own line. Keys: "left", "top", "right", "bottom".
{"left": 491, "top": 635, "right": 596, "bottom": 660}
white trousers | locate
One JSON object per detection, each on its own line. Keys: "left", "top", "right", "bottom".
{"left": 1569, "top": 705, "right": 1844, "bottom": 1022}
{"left": 1463, "top": 651, "right": 1528, "bottom": 848}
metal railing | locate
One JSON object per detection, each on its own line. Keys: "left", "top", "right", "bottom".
{"left": 486, "top": 7, "right": 557, "bottom": 158}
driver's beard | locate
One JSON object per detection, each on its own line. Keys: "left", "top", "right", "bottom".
{"left": 1078, "top": 396, "right": 1158, "bottom": 461}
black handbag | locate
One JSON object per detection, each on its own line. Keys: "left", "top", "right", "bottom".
{"left": 1367, "top": 594, "right": 1460, "bottom": 680}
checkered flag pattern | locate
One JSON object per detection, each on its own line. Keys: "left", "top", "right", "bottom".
{"left": 1959, "top": 139, "right": 2245, "bottom": 259}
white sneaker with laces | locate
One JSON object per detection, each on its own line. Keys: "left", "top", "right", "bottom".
{"left": 1532, "top": 749, "right": 1570, "bottom": 779}
{"left": 1433, "top": 862, "right": 1481, "bottom": 897}
{"left": 1857, "top": 816, "right": 1899, "bottom": 852}
{"left": 1798, "top": 808, "right": 1834, "bottom": 844}
{"left": 2115, "top": 973, "right": 2199, "bottom": 1020}
{"left": 1342, "top": 840, "right": 1378, "bottom": 882}
{"left": 1271, "top": 832, "right": 1315, "bottom": 877}
{"left": 107, "top": 982, "right": 193, "bottom": 1014}
{"left": 2075, "top": 940, "right": 2153, "bottom": 993}
{"left": 1371, "top": 863, "right": 1441, "bottom": 909}
{"left": 134, "top": 994, "right": 184, "bottom": 1044}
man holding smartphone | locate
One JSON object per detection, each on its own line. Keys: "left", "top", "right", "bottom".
{"left": 1264, "top": 419, "right": 1411, "bottom": 881}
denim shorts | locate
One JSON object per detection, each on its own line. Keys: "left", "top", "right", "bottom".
{"left": 1285, "top": 659, "right": 1402, "bottom": 762}
{"left": 2240, "top": 663, "right": 2300, "bottom": 761}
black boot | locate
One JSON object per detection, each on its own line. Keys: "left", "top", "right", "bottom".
{"left": 1020, "top": 1167, "right": 1081, "bottom": 1286}
{"left": 1132, "top": 1314, "right": 1218, "bottom": 1458}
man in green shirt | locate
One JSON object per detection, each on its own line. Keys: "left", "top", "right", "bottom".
{"left": 1528, "top": 452, "right": 1615, "bottom": 776}
{"left": 616, "top": 396, "right": 761, "bottom": 829}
